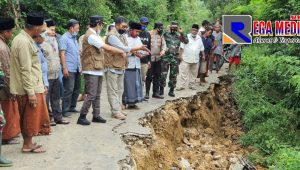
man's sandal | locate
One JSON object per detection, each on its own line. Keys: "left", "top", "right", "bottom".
{"left": 22, "top": 145, "right": 46, "bottom": 153}
{"left": 2, "top": 138, "right": 20, "bottom": 145}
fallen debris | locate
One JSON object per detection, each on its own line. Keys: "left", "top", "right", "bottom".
{"left": 121, "top": 76, "right": 263, "bottom": 170}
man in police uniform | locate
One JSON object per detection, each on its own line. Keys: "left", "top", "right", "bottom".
{"left": 161, "top": 21, "right": 188, "bottom": 97}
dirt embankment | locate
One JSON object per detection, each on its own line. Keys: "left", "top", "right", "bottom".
{"left": 121, "top": 76, "right": 263, "bottom": 170}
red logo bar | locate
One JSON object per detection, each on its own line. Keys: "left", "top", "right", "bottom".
{"left": 290, "top": 15, "right": 300, "bottom": 20}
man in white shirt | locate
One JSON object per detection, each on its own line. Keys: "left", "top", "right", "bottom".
{"left": 122, "top": 22, "right": 146, "bottom": 109}
{"left": 77, "top": 15, "right": 126, "bottom": 125}
{"left": 177, "top": 24, "right": 205, "bottom": 90}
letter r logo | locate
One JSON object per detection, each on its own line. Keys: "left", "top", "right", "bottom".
{"left": 223, "top": 15, "right": 252, "bottom": 44}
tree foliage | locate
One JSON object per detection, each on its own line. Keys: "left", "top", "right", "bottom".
{"left": 0, "top": 0, "right": 211, "bottom": 34}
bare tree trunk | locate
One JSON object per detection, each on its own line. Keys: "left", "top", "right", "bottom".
{"left": 7, "top": 0, "right": 21, "bottom": 28}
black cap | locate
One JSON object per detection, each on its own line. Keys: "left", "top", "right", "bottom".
{"left": 0, "top": 17, "right": 15, "bottom": 31}
{"left": 26, "top": 12, "right": 44, "bottom": 26}
{"left": 171, "top": 21, "right": 178, "bottom": 26}
{"left": 90, "top": 15, "right": 104, "bottom": 24}
{"left": 45, "top": 19, "right": 56, "bottom": 27}
{"left": 67, "top": 19, "right": 79, "bottom": 28}
{"left": 129, "top": 21, "right": 142, "bottom": 30}
{"left": 154, "top": 22, "right": 163, "bottom": 29}
{"left": 202, "top": 20, "right": 210, "bottom": 26}
{"left": 192, "top": 24, "right": 199, "bottom": 30}
{"left": 115, "top": 16, "right": 127, "bottom": 24}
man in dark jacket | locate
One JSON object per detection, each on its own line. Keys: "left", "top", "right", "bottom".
{"left": 139, "top": 17, "right": 151, "bottom": 100}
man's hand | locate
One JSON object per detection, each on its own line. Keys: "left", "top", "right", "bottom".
{"left": 44, "top": 87, "right": 48, "bottom": 95}
{"left": 139, "top": 45, "right": 151, "bottom": 54}
{"left": 159, "top": 50, "right": 165, "bottom": 57}
{"left": 147, "top": 62, "right": 151, "bottom": 69}
{"left": 28, "top": 95, "right": 37, "bottom": 108}
{"left": 10, "top": 94, "right": 16, "bottom": 101}
{"left": 135, "top": 52, "right": 143, "bottom": 58}
{"left": 121, "top": 52, "right": 127, "bottom": 59}
{"left": 63, "top": 67, "right": 69, "bottom": 78}
{"left": 179, "top": 27, "right": 184, "bottom": 33}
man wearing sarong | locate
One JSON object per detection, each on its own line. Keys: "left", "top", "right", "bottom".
{"left": 123, "top": 22, "right": 146, "bottom": 109}
{"left": 105, "top": 16, "right": 150, "bottom": 120}
{"left": 10, "top": 13, "right": 50, "bottom": 153}
{"left": 0, "top": 17, "right": 21, "bottom": 145}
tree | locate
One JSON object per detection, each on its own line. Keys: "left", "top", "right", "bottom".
{"left": 0, "top": 0, "right": 22, "bottom": 28}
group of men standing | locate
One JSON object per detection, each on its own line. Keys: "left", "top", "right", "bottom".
{"left": 140, "top": 20, "right": 189, "bottom": 99}
{"left": 0, "top": 11, "right": 226, "bottom": 164}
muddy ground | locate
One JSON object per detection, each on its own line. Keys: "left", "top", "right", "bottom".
{"left": 122, "top": 76, "right": 264, "bottom": 170}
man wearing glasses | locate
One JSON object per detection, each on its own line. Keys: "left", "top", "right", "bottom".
{"left": 105, "top": 16, "right": 150, "bottom": 120}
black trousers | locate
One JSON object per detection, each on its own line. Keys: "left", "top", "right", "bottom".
{"left": 146, "top": 60, "right": 162, "bottom": 94}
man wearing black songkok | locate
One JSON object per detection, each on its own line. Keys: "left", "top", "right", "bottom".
{"left": 10, "top": 12, "right": 50, "bottom": 153}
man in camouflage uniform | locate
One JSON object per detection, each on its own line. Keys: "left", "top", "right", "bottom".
{"left": 160, "top": 21, "right": 188, "bottom": 97}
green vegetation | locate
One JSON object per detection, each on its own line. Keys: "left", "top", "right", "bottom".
{"left": 233, "top": 44, "right": 300, "bottom": 168}
{"left": 0, "top": 0, "right": 211, "bottom": 34}
{"left": 205, "top": 0, "right": 300, "bottom": 168}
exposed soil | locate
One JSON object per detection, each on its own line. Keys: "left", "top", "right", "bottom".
{"left": 121, "top": 76, "right": 264, "bottom": 170}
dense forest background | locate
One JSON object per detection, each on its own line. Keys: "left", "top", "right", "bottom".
{"left": 1, "top": 0, "right": 299, "bottom": 56}
{"left": 1, "top": 0, "right": 299, "bottom": 169}
{"left": 0, "top": 0, "right": 211, "bottom": 33}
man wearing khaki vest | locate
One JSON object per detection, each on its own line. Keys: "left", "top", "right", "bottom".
{"left": 77, "top": 16, "right": 126, "bottom": 125}
{"left": 106, "top": 16, "right": 150, "bottom": 120}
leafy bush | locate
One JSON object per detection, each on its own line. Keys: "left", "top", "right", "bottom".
{"left": 270, "top": 148, "right": 300, "bottom": 170}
